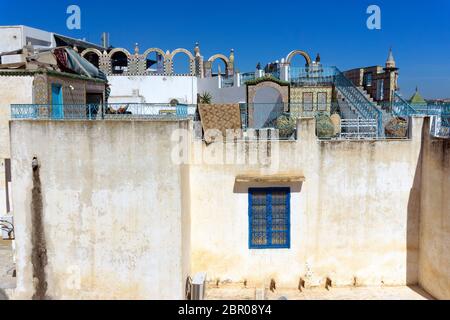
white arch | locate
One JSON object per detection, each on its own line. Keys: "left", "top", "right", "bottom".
{"left": 80, "top": 48, "right": 103, "bottom": 58}
{"left": 108, "top": 48, "right": 132, "bottom": 58}
{"left": 142, "top": 47, "right": 166, "bottom": 60}
{"left": 286, "top": 50, "right": 312, "bottom": 66}
{"left": 169, "top": 48, "right": 195, "bottom": 61}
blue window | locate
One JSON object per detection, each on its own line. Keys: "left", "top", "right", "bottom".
{"left": 248, "top": 188, "right": 290, "bottom": 249}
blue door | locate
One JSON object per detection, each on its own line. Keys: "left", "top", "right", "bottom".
{"left": 176, "top": 104, "right": 188, "bottom": 117}
{"left": 51, "top": 84, "right": 63, "bottom": 119}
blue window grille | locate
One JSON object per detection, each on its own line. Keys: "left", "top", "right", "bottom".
{"left": 248, "top": 188, "right": 290, "bottom": 249}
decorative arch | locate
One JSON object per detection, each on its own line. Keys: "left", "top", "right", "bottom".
{"left": 170, "top": 48, "right": 195, "bottom": 61}
{"left": 107, "top": 48, "right": 132, "bottom": 59}
{"left": 207, "top": 54, "right": 230, "bottom": 76}
{"left": 142, "top": 47, "right": 166, "bottom": 74}
{"left": 80, "top": 48, "right": 103, "bottom": 58}
{"left": 168, "top": 48, "right": 195, "bottom": 75}
{"left": 142, "top": 47, "right": 166, "bottom": 60}
{"left": 208, "top": 54, "right": 229, "bottom": 65}
{"left": 286, "top": 50, "right": 312, "bottom": 66}
{"left": 246, "top": 80, "right": 290, "bottom": 128}
{"left": 109, "top": 48, "right": 131, "bottom": 75}
{"left": 247, "top": 80, "right": 289, "bottom": 105}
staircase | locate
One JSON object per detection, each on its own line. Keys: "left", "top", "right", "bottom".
{"left": 356, "top": 86, "right": 393, "bottom": 131}
{"left": 334, "top": 68, "right": 384, "bottom": 137}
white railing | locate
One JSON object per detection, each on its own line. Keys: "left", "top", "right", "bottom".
{"left": 339, "top": 118, "right": 378, "bottom": 139}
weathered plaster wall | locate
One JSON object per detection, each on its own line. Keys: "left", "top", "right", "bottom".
{"left": 10, "top": 120, "right": 190, "bottom": 299}
{"left": 0, "top": 76, "right": 33, "bottom": 158}
{"left": 189, "top": 117, "right": 424, "bottom": 289}
{"left": 418, "top": 118, "right": 450, "bottom": 300}
{"left": 10, "top": 115, "right": 449, "bottom": 298}
{"left": 108, "top": 76, "right": 198, "bottom": 104}
{"left": 0, "top": 76, "right": 33, "bottom": 216}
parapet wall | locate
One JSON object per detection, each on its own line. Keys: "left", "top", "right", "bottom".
{"left": 10, "top": 120, "right": 191, "bottom": 299}
{"left": 7, "top": 116, "right": 450, "bottom": 299}
{"left": 188, "top": 117, "right": 424, "bottom": 288}
{"left": 418, "top": 118, "right": 450, "bottom": 299}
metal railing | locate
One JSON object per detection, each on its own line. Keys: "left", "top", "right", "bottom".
{"left": 431, "top": 116, "right": 450, "bottom": 138}
{"left": 239, "top": 72, "right": 256, "bottom": 85}
{"left": 338, "top": 118, "right": 378, "bottom": 139}
{"left": 11, "top": 103, "right": 197, "bottom": 120}
{"left": 239, "top": 103, "right": 296, "bottom": 140}
{"left": 334, "top": 68, "right": 383, "bottom": 136}
{"left": 287, "top": 66, "right": 383, "bottom": 136}
{"left": 289, "top": 66, "right": 337, "bottom": 85}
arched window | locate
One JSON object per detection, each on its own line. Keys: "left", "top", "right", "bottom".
{"left": 111, "top": 51, "right": 128, "bottom": 74}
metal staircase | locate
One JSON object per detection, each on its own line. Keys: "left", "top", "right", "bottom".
{"left": 334, "top": 68, "right": 383, "bottom": 137}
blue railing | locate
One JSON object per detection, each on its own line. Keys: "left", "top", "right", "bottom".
{"left": 287, "top": 66, "right": 383, "bottom": 135}
{"left": 266, "top": 70, "right": 280, "bottom": 79}
{"left": 431, "top": 116, "right": 450, "bottom": 138}
{"left": 289, "top": 66, "right": 338, "bottom": 85}
{"left": 390, "top": 92, "right": 419, "bottom": 116}
{"left": 11, "top": 103, "right": 197, "bottom": 120}
{"left": 333, "top": 68, "right": 383, "bottom": 136}
{"left": 240, "top": 72, "right": 256, "bottom": 84}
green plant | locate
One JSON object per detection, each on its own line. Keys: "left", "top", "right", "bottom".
{"left": 276, "top": 113, "right": 296, "bottom": 138}
{"left": 199, "top": 92, "right": 213, "bottom": 104}
{"left": 316, "top": 112, "right": 335, "bottom": 138}
{"left": 244, "top": 75, "right": 289, "bottom": 87}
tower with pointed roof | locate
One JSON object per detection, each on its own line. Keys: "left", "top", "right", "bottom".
{"left": 409, "top": 86, "right": 427, "bottom": 106}
{"left": 384, "top": 48, "right": 399, "bottom": 102}
{"left": 385, "top": 48, "right": 396, "bottom": 69}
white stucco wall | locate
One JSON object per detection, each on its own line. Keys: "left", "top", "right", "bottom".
{"left": 0, "top": 76, "right": 33, "bottom": 216}
{"left": 108, "top": 76, "right": 198, "bottom": 104}
{"left": 418, "top": 118, "right": 450, "bottom": 300}
{"left": 0, "top": 76, "right": 33, "bottom": 158}
{"left": 10, "top": 115, "right": 450, "bottom": 298}
{"left": 189, "top": 117, "right": 424, "bottom": 289}
{"left": 10, "top": 120, "right": 191, "bottom": 299}
{"left": 197, "top": 77, "right": 246, "bottom": 104}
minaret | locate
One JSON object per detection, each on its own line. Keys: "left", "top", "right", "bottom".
{"left": 228, "top": 48, "right": 235, "bottom": 76}
{"left": 194, "top": 42, "right": 204, "bottom": 78}
{"left": 384, "top": 47, "right": 399, "bottom": 102}
{"left": 385, "top": 47, "right": 396, "bottom": 69}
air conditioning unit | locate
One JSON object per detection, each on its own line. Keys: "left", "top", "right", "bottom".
{"left": 191, "top": 272, "right": 207, "bottom": 300}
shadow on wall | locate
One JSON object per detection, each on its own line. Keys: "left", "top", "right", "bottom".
{"left": 406, "top": 119, "right": 423, "bottom": 285}
{"left": 407, "top": 117, "right": 450, "bottom": 299}
{"left": 0, "top": 289, "right": 8, "bottom": 300}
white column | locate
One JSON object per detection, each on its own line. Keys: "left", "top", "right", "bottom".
{"left": 280, "top": 64, "right": 289, "bottom": 82}
{"left": 217, "top": 74, "right": 222, "bottom": 89}
{"left": 255, "top": 69, "right": 264, "bottom": 78}
{"left": 234, "top": 72, "right": 241, "bottom": 87}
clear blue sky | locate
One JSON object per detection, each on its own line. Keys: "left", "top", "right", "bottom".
{"left": 2, "top": 0, "right": 450, "bottom": 98}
